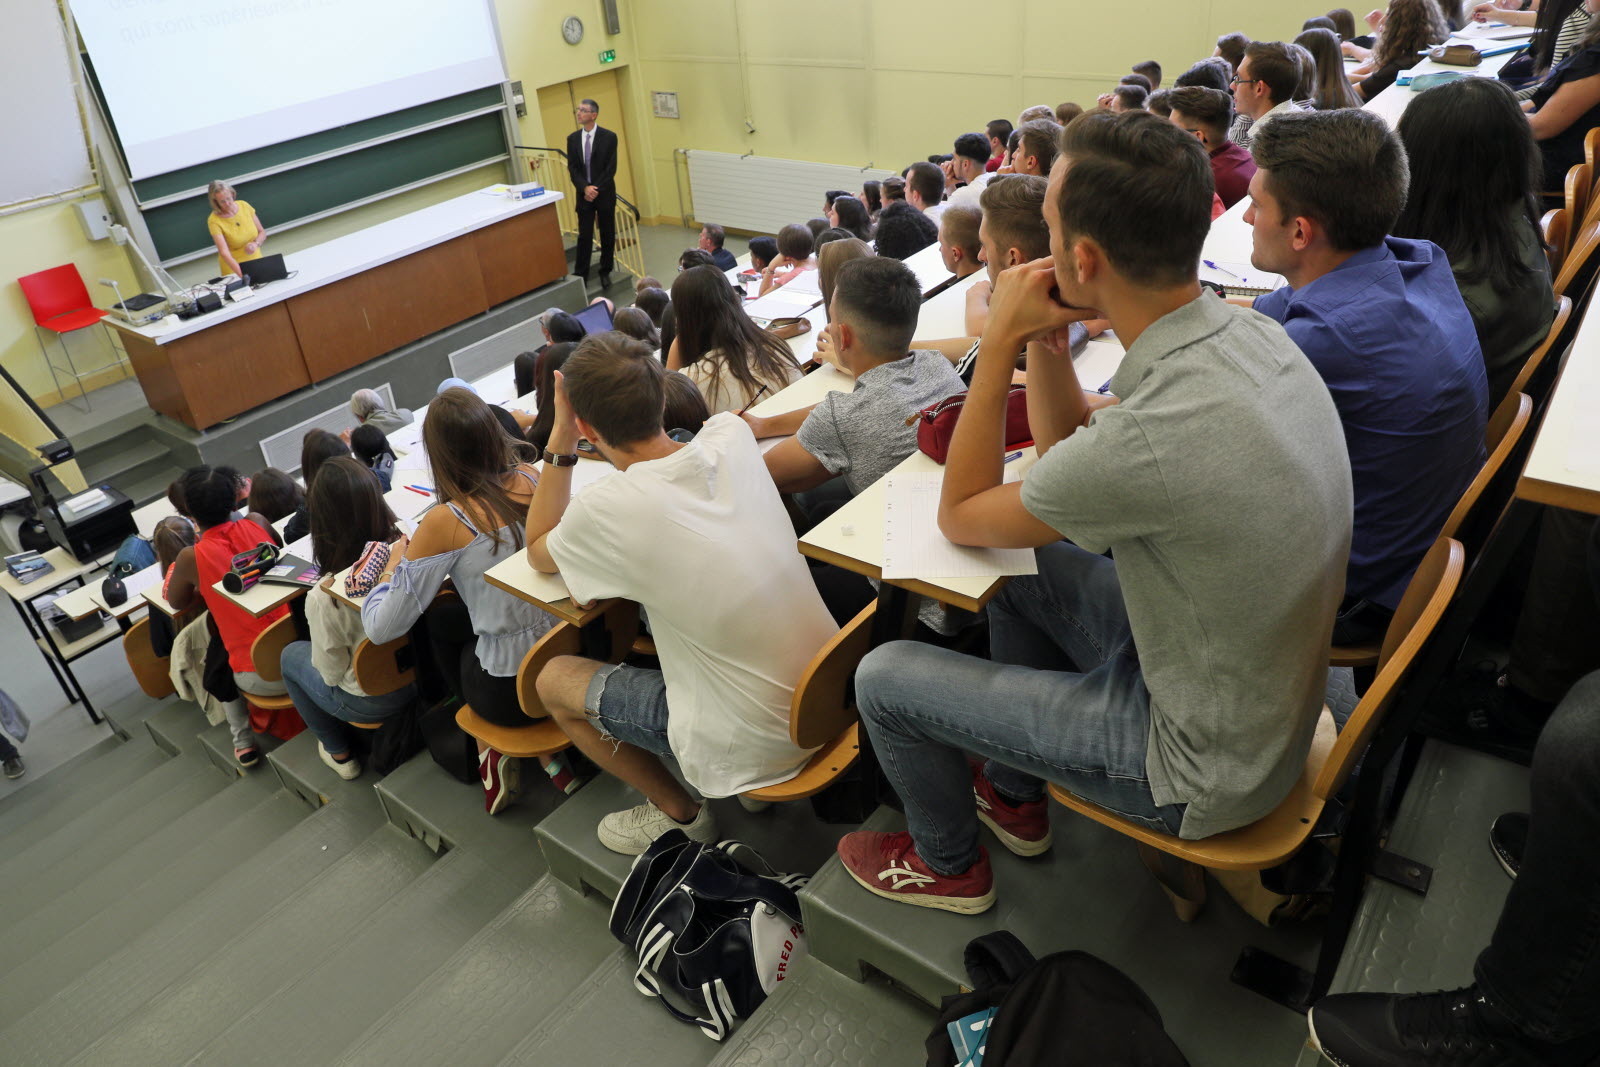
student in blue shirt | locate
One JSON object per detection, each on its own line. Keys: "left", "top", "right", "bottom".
{"left": 1242, "top": 109, "right": 1487, "bottom": 646}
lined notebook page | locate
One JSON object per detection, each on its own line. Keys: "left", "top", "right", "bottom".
{"left": 881, "top": 472, "right": 1038, "bottom": 580}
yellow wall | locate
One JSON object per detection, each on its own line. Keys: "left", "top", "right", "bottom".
{"left": 1, "top": 0, "right": 1324, "bottom": 404}
{"left": 624, "top": 0, "right": 1323, "bottom": 224}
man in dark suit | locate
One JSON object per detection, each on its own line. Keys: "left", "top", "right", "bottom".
{"left": 567, "top": 98, "right": 618, "bottom": 290}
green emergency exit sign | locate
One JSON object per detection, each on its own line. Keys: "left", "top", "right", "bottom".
{"left": 598, "top": 49, "right": 616, "bottom": 63}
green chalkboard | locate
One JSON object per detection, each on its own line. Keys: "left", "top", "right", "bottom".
{"left": 130, "top": 86, "right": 504, "bottom": 202}
{"left": 143, "top": 112, "right": 507, "bottom": 262}
{"left": 81, "top": 55, "right": 511, "bottom": 265}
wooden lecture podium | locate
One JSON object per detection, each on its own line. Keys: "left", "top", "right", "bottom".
{"left": 108, "top": 189, "right": 566, "bottom": 430}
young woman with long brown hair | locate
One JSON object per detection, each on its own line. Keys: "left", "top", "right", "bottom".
{"left": 361, "top": 388, "right": 565, "bottom": 812}
{"left": 1351, "top": 0, "right": 1448, "bottom": 99}
{"left": 666, "top": 266, "right": 802, "bottom": 414}
{"left": 279, "top": 458, "right": 411, "bottom": 779}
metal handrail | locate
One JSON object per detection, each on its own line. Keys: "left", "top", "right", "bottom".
{"left": 513, "top": 145, "right": 641, "bottom": 220}
{"left": 514, "top": 144, "right": 646, "bottom": 284}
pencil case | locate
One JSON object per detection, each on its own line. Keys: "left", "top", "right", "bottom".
{"left": 223, "top": 542, "right": 280, "bottom": 593}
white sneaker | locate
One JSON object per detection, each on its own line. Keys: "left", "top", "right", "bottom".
{"left": 597, "top": 799, "right": 718, "bottom": 855}
{"left": 318, "top": 743, "right": 362, "bottom": 781}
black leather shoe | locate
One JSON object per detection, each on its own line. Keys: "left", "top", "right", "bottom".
{"left": 1309, "top": 986, "right": 1591, "bottom": 1066}
{"left": 600, "top": 272, "right": 612, "bottom": 289}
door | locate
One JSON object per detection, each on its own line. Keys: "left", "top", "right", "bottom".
{"left": 536, "top": 70, "right": 638, "bottom": 210}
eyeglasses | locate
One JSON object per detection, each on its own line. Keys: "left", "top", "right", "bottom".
{"left": 1230, "top": 76, "right": 1260, "bottom": 86}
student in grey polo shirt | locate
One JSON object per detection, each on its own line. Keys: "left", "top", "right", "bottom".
{"left": 758, "top": 257, "right": 963, "bottom": 497}
{"left": 835, "top": 110, "right": 1352, "bottom": 915}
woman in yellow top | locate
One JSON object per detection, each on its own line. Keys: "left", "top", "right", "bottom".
{"left": 206, "top": 180, "right": 267, "bottom": 278}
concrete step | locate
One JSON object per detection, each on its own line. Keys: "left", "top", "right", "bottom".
{"left": 119, "top": 461, "right": 188, "bottom": 508}
{"left": 0, "top": 736, "right": 157, "bottom": 846}
{"left": 0, "top": 788, "right": 308, "bottom": 1026}
{"left": 0, "top": 748, "right": 219, "bottom": 908}
{"left": 800, "top": 805, "right": 1321, "bottom": 1064}
{"left": 82, "top": 437, "right": 172, "bottom": 490}
{"left": 492, "top": 946, "right": 719, "bottom": 1067}
{"left": 68, "top": 405, "right": 156, "bottom": 456}
{"left": 68, "top": 826, "right": 437, "bottom": 1066}
{"left": 334, "top": 876, "right": 619, "bottom": 1067}
{"left": 268, "top": 728, "right": 384, "bottom": 811}
{"left": 144, "top": 700, "right": 212, "bottom": 755}
{"left": 0, "top": 796, "right": 387, "bottom": 1062}
{"left": 194, "top": 719, "right": 287, "bottom": 779}
{"left": 374, "top": 749, "right": 564, "bottom": 886}
{"left": 705, "top": 955, "right": 935, "bottom": 1067}
{"left": 189, "top": 847, "right": 525, "bottom": 1066}
{"left": 1292, "top": 742, "right": 1528, "bottom": 1067}
{"left": 535, "top": 774, "right": 852, "bottom": 903}
{"left": 0, "top": 764, "right": 280, "bottom": 947}
{"left": 102, "top": 691, "right": 173, "bottom": 743}
{"left": 0, "top": 748, "right": 229, "bottom": 919}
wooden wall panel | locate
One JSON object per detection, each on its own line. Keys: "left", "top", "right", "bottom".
{"left": 143, "top": 304, "right": 310, "bottom": 429}
{"left": 474, "top": 205, "right": 566, "bottom": 307}
{"left": 289, "top": 235, "right": 487, "bottom": 382}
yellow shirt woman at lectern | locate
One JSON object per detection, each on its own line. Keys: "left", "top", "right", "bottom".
{"left": 206, "top": 180, "right": 266, "bottom": 278}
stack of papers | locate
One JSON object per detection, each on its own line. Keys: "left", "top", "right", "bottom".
{"left": 745, "top": 285, "right": 819, "bottom": 322}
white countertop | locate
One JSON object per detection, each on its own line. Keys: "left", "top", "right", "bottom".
{"left": 1521, "top": 298, "right": 1600, "bottom": 511}
{"left": 107, "top": 187, "right": 565, "bottom": 346}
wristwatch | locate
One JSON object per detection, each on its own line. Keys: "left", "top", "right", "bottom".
{"left": 542, "top": 449, "right": 579, "bottom": 467}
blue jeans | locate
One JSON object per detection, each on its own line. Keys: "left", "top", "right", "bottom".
{"left": 855, "top": 542, "right": 1183, "bottom": 875}
{"left": 280, "top": 641, "right": 415, "bottom": 755}
{"left": 1477, "top": 669, "right": 1600, "bottom": 1045}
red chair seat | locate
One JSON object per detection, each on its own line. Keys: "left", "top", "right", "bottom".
{"left": 40, "top": 308, "right": 109, "bottom": 333}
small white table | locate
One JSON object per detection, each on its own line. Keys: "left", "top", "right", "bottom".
{"left": 0, "top": 546, "right": 121, "bottom": 722}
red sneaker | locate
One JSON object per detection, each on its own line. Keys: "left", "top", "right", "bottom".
{"left": 835, "top": 831, "right": 995, "bottom": 914}
{"left": 972, "top": 764, "right": 1052, "bottom": 857}
{"left": 480, "top": 749, "right": 520, "bottom": 815}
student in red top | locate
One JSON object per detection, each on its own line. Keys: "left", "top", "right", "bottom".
{"left": 165, "top": 465, "right": 292, "bottom": 768}
{"left": 1167, "top": 86, "right": 1258, "bottom": 209}
{"left": 984, "top": 119, "right": 1013, "bottom": 171}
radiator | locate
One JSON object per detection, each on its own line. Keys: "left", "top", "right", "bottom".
{"left": 683, "top": 150, "right": 897, "bottom": 235}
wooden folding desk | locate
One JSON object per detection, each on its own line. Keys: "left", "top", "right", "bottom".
{"left": 0, "top": 547, "right": 120, "bottom": 722}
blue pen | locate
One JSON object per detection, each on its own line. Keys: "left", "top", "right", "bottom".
{"left": 1097, "top": 379, "right": 1114, "bottom": 394}
{"left": 1003, "top": 450, "right": 1023, "bottom": 463}
{"left": 1202, "top": 259, "right": 1240, "bottom": 279}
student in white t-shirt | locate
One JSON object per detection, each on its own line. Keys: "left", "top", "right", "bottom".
{"left": 524, "top": 333, "right": 839, "bottom": 856}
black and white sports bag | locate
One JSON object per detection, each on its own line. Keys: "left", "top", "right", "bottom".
{"left": 609, "top": 829, "right": 809, "bottom": 1040}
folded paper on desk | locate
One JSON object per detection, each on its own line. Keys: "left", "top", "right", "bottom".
{"left": 882, "top": 472, "right": 1038, "bottom": 580}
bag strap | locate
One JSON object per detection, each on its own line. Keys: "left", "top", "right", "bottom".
{"left": 963, "top": 931, "right": 1038, "bottom": 990}
{"left": 631, "top": 919, "right": 737, "bottom": 1041}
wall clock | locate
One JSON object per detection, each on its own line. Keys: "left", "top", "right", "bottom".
{"left": 562, "top": 16, "right": 584, "bottom": 45}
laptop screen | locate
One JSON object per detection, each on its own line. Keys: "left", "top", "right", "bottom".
{"left": 241, "top": 254, "right": 288, "bottom": 286}
{"left": 571, "top": 301, "right": 614, "bottom": 336}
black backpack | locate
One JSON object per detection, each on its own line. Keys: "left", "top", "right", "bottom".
{"left": 609, "top": 829, "right": 809, "bottom": 1041}
{"left": 926, "top": 932, "right": 1188, "bottom": 1067}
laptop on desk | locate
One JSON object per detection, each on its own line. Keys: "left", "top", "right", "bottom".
{"left": 240, "top": 254, "right": 288, "bottom": 287}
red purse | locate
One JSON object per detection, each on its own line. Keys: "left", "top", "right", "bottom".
{"left": 911, "top": 386, "right": 1033, "bottom": 464}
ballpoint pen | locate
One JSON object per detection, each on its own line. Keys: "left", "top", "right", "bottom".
{"left": 1202, "top": 259, "right": 1240, "bottom": 279}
